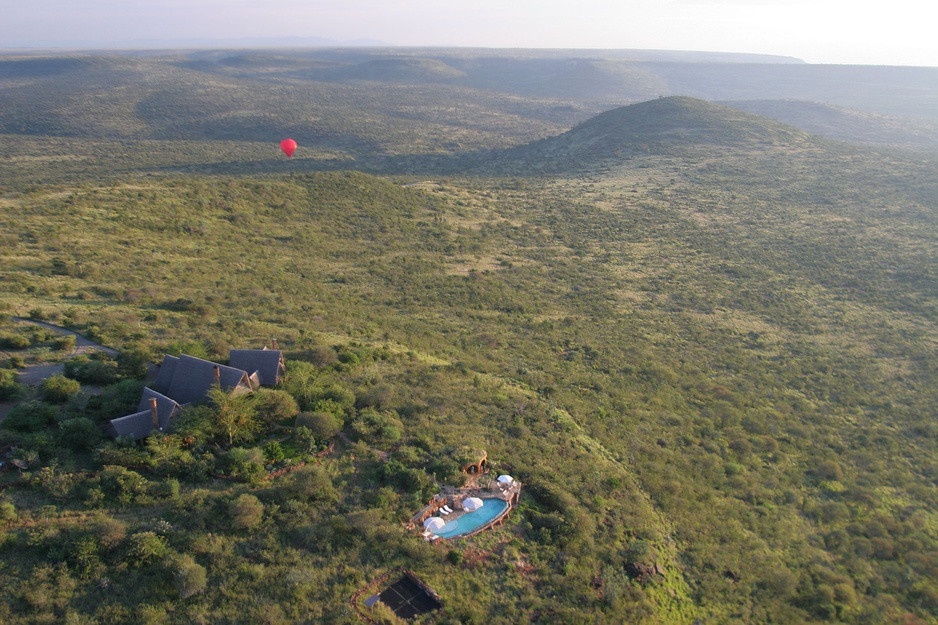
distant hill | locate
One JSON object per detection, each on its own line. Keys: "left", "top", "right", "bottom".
{"left": 491, "top": 96, "right": 813, "bottom": 173}
{"left": 721, "top": 99, "right": 938, "bottom": 150}
{"left": 2, "top": 48, "right": 938, "bottom": 163}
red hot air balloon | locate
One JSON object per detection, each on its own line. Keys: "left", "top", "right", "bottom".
{"left": 280, "top": 138, "right": 297, "bottom": 157}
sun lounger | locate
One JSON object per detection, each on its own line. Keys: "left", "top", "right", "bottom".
{"left": 441, "top": 505, "right": 453, "bottom": 514}
{"left": 440, "top": 507, "right": 451, "bottom": 515}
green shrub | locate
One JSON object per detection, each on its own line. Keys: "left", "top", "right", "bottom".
{"left": 126, "top": 531, "right": 170, "bottom": 566}
{"left": 230, "top": 493, "right": 265, "bottom": 530}
{"left": 64, "top": 355, "right": 118, "bottom": 385}
{"left": 116, "top": 347, "right": 153, "bottom": 380}
{"left": 40, "top": 374, "right": 81, "bottom": 403}
{"left": 220, "top": 447, "right": 266, "bottom": 484}
{"left": 83, "top": 379, "right": 146, "bottom": 422}
{"left": 253, "top": 389, "right": 299, "bottom": 424}
{"left": 0, "top": 369, "right": 26, "bottom": 401}
{"left": 0, "top": 333, "right": 30, "bottom": 350}
{"left": 295, "top": 411, "right": 343, "bottom": 442}
{"left": 0, "top": 499, "right": 16, "bottom": 525}
{"left": 53, "top": 335, "right": 76, "bottom": 351}
{"left": 57, "top": 417, "right": 101, "bottom": 450}
{"left": 2, "top": 400, "right": 59, "bottom": 433}
{"left": 351, "top": 408, "right": 403, "bottom": 446}
{"left": 284, "top": 464, "right": 337, "bottom": 502}
{"left": 99, "top": 465, "right": 150, "bottom": 507}
{"left": 173, "top": 554, "right": 207, "bottom": 599}
{"left": 263, "top": 440, "right": 286, "bottom": 463}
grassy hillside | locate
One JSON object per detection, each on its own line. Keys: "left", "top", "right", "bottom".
{"left": 3, "top": 82, "right": 938, "bottom": 623}
{"left": 487, "top": 97, "right": 815, "bottom": 174}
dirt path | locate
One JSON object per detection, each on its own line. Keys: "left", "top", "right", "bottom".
{"left": 11, "top": 317, "right": 119, "bottom": 386}
{"left": 0, "top": 318, "right": 122, "bottom": 420}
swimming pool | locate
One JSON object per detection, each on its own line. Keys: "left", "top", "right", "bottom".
{"left": 435, "top": 498, "right": 510, "bottom": 539}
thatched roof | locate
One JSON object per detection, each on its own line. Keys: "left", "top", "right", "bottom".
{"left": 153, "top": 354, "right": 253, "bottom": 406}
{"left": 229, "top": 349, "right": 285, "bottom": 387}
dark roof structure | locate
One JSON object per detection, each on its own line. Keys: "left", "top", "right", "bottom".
{"left": 229, "top": 349, "right": 285, "bottom": 387}
{"left": 109, "top": 388, "right": 182, "bottom": 440}
{"left": 109, "top": 347, "right": 287, "bottom": 440}
{"left": 377, "top": 574, "right": 443, "bottom": 620}
{"left": 151, "top": 354, "right": 253, "bottom": 406}
{"left": 151, "top": 354, "right": 179, "bottom": 395}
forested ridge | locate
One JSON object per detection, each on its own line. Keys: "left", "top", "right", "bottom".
{"left": 1, "top": 50, "right": 938, "bottom": 624}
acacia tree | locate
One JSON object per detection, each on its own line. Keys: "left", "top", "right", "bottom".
{"left": 207, "top": 386, "right": 261, "bottom": 446}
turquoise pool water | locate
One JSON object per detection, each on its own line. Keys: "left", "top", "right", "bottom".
{"left": 435, "top": 498, "right": 509, "bottom": 539}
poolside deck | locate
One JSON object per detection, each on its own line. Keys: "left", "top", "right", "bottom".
{"left": 408, "top": 477, "right": 521, "bottom": 540}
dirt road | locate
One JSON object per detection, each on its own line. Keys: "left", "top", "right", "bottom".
{"left": 10, "top": 317, "right": 119, "bottom": 386}
{"left": 1, "top": 319, "right": 121, "bottom": 420}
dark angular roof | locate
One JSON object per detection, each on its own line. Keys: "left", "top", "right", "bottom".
{"left": 229, "top": 349, "right": 285, "bottom": 387}
{"left": 137, "top": 387, "right": 183, "bottom": 428}
{"left": 152, "top": 354, "right": 179, "bottom": 395}
{"left": 109, "top": 410, "right": 155, "bottom": 440}
{"left": 109, "top": 388, "right": 182, "bottom": 440}
{"left": 154, "top": 353, "right": 253, "bottom": 406}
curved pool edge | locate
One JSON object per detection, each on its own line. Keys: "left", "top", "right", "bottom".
{"left": 437, "top": 497, "right": 513, "bottom": 540}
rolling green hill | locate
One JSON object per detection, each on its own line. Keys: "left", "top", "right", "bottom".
{"left": 486, "top": 96, "right": 815, "bottom": 174}
{"left": 2, "top": 51, "right": 938, "bottom": 624}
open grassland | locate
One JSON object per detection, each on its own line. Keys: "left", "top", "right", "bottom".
{"left": 2, "top": 118, "right": 938, "bottom": 622}
{"left": 3, "top": 51, "right": 938, "bottom": 623}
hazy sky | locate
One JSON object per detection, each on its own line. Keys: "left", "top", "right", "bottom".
{"left": 2, "top": 0, "right": 935, "bottom": 67}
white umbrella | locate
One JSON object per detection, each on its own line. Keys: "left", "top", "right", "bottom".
{"left": 423, "top": 517, "right": 445, "bottom": 532}
{"left": 463, "top": 497, "right": 484, "bottom": 511}
{"left": 497, "top": 475, "right": 514, "bottom": 484}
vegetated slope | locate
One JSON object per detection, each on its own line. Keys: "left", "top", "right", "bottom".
{"left": 488, "top": 96, "right": 814, "bottom": 174}
{"left": 0, "top": 53, "right": 587, "bottom": 155}
{"left": 5, "top": 48, "right": 938, "bottom": 161}
{"left": 722, "top": 99, "right": 938, "bottom": 150}
{"left": 3, "top": 125, "right": 938, "bottom": 623}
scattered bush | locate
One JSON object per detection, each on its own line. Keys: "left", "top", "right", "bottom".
{"left": 2, "top": 400, "right": 59, "bottom": 433}
{"left": 219, "top": 447, "right": 266, "bottom": 484}
{"left": 126, "top": 531, "right": 170, "bottom": 566}
{"left": 262, "top": 440, "right": 285, "bottom": 464}
{"left": 173, "top": 554, "right": 207, "bottom": 599}
{"left": 295, "top": 411, "right": 343, "bottom": 442}
{"left": 57, "top": 417, "right": 101, "bottom": 450}
{"left": 64, "top": 354, "right": 118, "bottom": 385}
{"left": 351, "top": 408, "right": 403, "bottom": 446}
{"left": 116, "top": 347, "right": 153, "bottom": 380}
{"left": 253, "top": 389, "right": 299, "bottom": 424}
{"left": 53, "top": 335, "right": 76, "bottom": 352}
{"left": 230, "top": 493, "right": 265, "bottom": 530}
{"left": 40, "top": 374, "right": 81, "bottom": 403}
{"left": 0, "top": 369, "right": 26, "bottom": 401}
{"left": 0, "top": 333, "right": 30, "bottom": 350}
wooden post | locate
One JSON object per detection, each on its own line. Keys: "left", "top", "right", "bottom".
{"left": 150, "top": 397, "right": 159, "bottom": 431}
